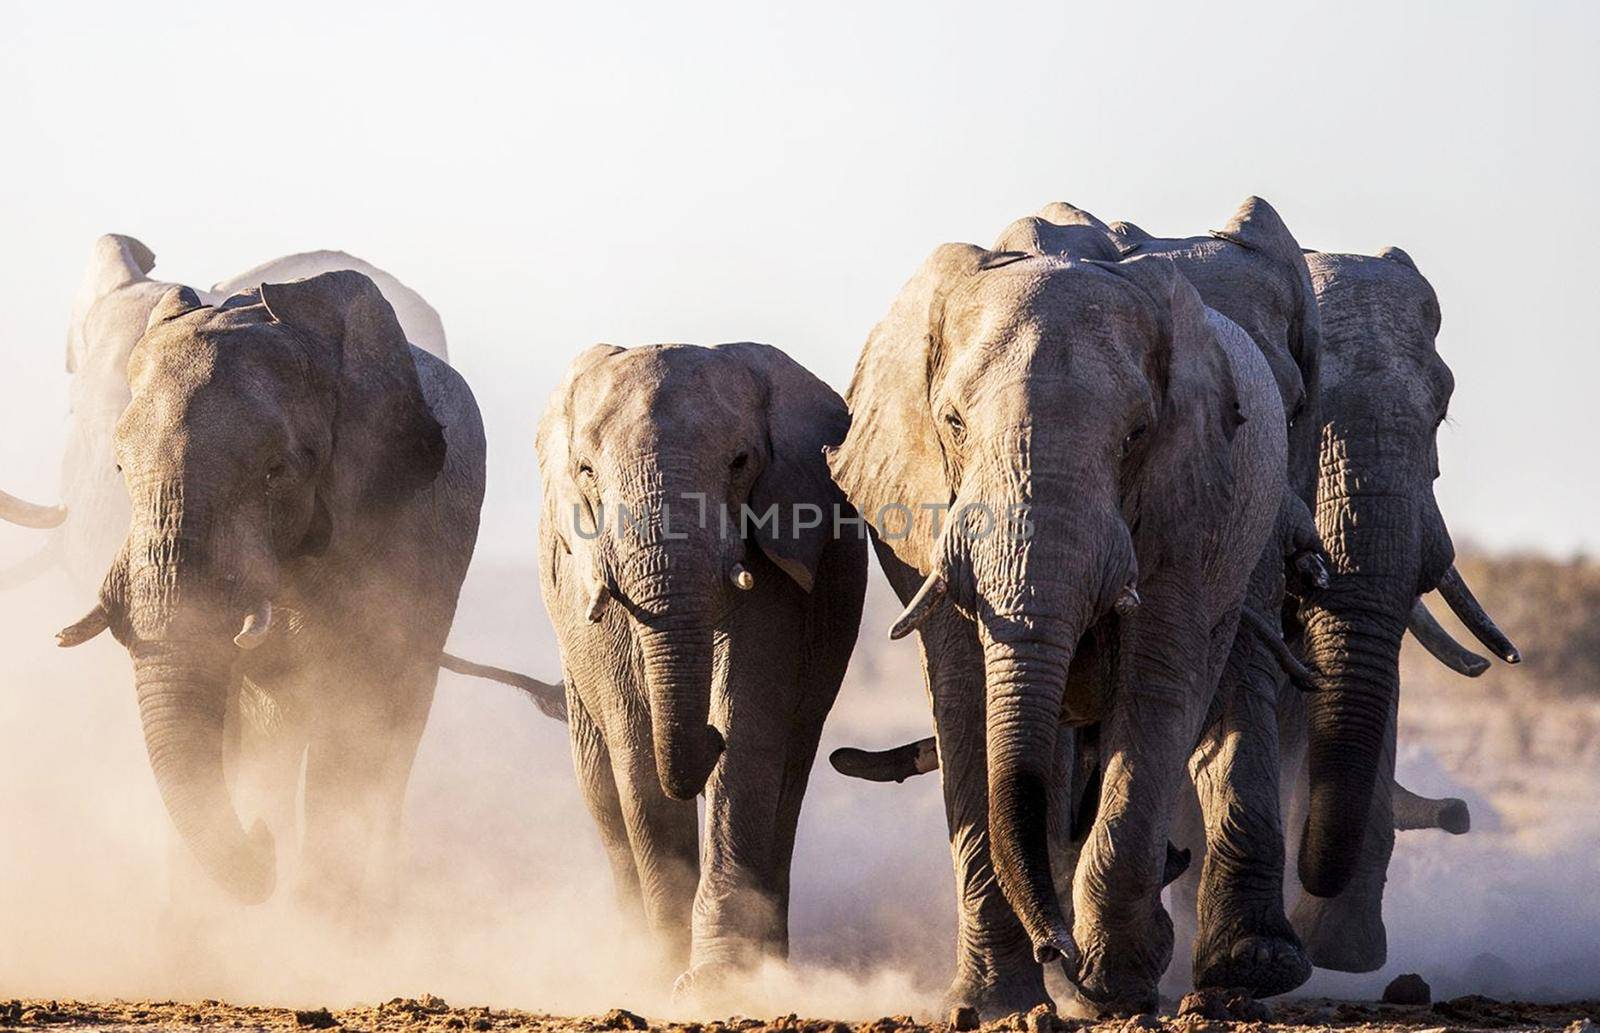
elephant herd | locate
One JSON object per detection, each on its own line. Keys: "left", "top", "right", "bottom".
{"left": 0, "top": 196, "right": 1520, "bottom": 1018}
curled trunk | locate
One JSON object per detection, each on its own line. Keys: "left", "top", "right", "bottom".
{"left": 134, "top": 645, "right": 276, "bottom": 903}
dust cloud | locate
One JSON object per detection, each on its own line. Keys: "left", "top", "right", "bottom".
{"left": 0, "top": 540, "right": 1596, "bottom": 1017}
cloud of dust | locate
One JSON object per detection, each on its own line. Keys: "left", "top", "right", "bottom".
{"left": 1, "top": 539, "right": 1596, "bottom": 1017}
{"left": 0, "top": 550, "right": 950, "bottom": 1020}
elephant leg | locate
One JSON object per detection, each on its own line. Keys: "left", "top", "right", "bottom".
{"left": 231, "top": 677, "right": 308, "bottom": 891}
{"left": 609, "top": 715, "right": 701, "bottom": 976}
{"left": 1189, "top": 612, "right": 1310, "bottom": 997}
{"left": 926, "top": 609, "right": 1051, "bottom": 1020}
{"left": 569, "top": 682, "right": 645, "bottom": 931}
{"left": 1042, "top": 727, "right": 1087, "bottom": 1005}
{"left": 297, "top": 661, "right": 431, "bottom": 921}
{"left": 1291, "top": 694, "right": 1396, "bottom": 972}
{"left": 1073, "top": 582, "right": 1214, "bottom": 1016}
{"left": 765, "top": 541, "right": 867, "bottom": 955}
{"left": 1162, "top": 778, "right": 1204, "bottom": 1000}
{"left": 364, "top": 665, "right": 437, "bottom": 920}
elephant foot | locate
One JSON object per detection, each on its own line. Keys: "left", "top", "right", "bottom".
{"left": 671, "top": 961, "right": 743, "bottom": 1005}
{"left": 1193, "top": 934, "right": 1311, "bottom": 998}
{"left": 1291, "top": 888, "right": 1386, "bottom": 972}
{"left": 943, "top": 970, "right": 1052, "bottom": 1023}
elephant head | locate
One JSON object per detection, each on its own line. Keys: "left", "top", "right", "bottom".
{"left": 538, "top": 342, "right": 848, "bottom": 801}
{"left": 828, "top": 244, "right": 1241, "bottom": 966}
{"left": 1112, "top": 196, "right": 1324, "bottom": 504}
{"left": 56, "top": 270, "right": 445, "bottom": 903}
{"left": 1, "top": 235, "right": 165, "bottom": 545}
{"left": 1293, "top": 248, "right": 1517, "bottom": 898}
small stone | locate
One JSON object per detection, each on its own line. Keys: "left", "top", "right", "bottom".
{"left": 1025, "top": 1003, "right": 1058, "bottom": 1033}
{"left": 949, "top": 1006, "right": 979, "bottom": 1032}
{"left": 472, "top": 1019, "right": 493, "bottom": 1031}
{"left": 600, "top": 1008, "right": 650, "bottom": 1031}
{"left": 294, "top": 1008, "right": 339, "bottom": 1029}
{"left": 1382, "top": 972, "right": 1432, "bottom": 1006}
{"left": 1566, "top": 1020, "right": 1597, "bottom": 1033}
{"left": 1121, "top": 1016, "right": 1163, "bottom": 1032}
{"left": 419, "top": 995, "right": 450, "bottom": 1013}
{"left": 444, "top": 1018, "right": 465, "bottom": 1030}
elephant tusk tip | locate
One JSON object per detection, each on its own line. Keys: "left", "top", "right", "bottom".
{"left": 730, "top": 563, "right": 755, "bottom": 591}
{"left": 1503, "top": 648, "right": 1521, "bottom": 664}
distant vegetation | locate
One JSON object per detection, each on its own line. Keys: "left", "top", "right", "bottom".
{"left": 1449, "top": 552, "right": 1600, "bottom": 698}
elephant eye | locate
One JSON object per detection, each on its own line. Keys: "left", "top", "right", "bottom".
{"left": 730, "top": 452, "right": 748, "bottom": 471}
{"left": 266, "top": 461, "right": 288, "bottom": 485}
{"left": 943, "top": 410, "right": 966, "bottom": 443}
{"left": 1121, "top": 423, "right": 1147, "bottom": 456}
{"left": 576, "top": 461, "right": 595, "bottom": 481}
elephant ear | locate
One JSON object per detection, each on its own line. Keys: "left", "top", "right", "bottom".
{"left": 1212, "top": 196, "right": 1324, "bottom": 476}
{"left": 719, "top": 341, "right": 851, "bottom": 592}
{"left": 259, "top": 270, "right": 446, "bottom": 509}
{"left": 1097, "top": 255, "right": 1239, "bottom": 570}
{"left": 994, "top": 202, "right": 1120, "bottom": 262}
{"left": 145, "top": 285, "right": 205, "bottom": 330}
{"left": 827, "top": 243, "right": 989, "bottom": 577}
{"left": 1107, "top": 219, "right": 1153, "bottom": 252}
{"left": 1377, "top": 245, "right": 1418, "bottom": 271}
{"left": 69, "top": 234, "right": 158, "bottom": 373}
{"left": 536, "top": 344, "right": 625, "bottom": 556}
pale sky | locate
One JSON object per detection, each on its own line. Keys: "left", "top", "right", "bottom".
{"left": 2, "top": 1, "right": 1595, "bottom": 561}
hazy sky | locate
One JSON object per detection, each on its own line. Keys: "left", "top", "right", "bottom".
{"left": 2, "top": 1, "right": 1595, "bottom": 562}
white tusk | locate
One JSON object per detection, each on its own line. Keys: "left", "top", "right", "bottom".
{"left": 1114, "top": 583, "right": 1142, "bottom": 616}
{"left": 889, "top": 573, "right": 947, "bottom": 640}
{"left": 233, "top": 600, "right": 273, "bottom": 650}
{"left": 585, "top": 582, "right": 611, "bottom": 624}
{"left": 0, "top": 488, "right": 67, "bottom": 529}
{"left": 730, "top": 563, "right": 755, "bottom": 591}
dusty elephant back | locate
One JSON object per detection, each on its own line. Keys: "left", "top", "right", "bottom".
{"left": 210, "top": 250, "right": 449, "bottom": 361}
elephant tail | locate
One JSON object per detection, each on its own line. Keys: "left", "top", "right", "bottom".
{"left": 439, "top": 652, "right": 567, "bottom": 722}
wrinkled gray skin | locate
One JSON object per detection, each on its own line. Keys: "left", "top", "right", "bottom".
{"left": 1102, "top": 199, "right": 1324, "bottom": 996}
{"left": 58, "top": 271, "right": 484, "bottom": 912}
{"left": 537, "top": 343, "right": 865, "bottom": 992}
{"left": 1279, "top": 249, "right": 1518, "bottom": 972}
{"left": 830, "top": 243, "right": 1286, "bottom": 1016}
{"left": 0, "top": 234, "right": 448, "bottom": 593}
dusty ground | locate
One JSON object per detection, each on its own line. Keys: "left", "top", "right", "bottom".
{"left": 0, "top": 995, "right": 1595, "bottom": 1033}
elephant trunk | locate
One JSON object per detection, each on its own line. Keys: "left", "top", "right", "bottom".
{"left": 971, "top": 490, "right": 1126, "bottom": 965}
{"left": 638, "top": 614, "right": 724, "bottom": 800}
{"left": 133, "top": 642, "right": 275, "bottom": 903}
{"left": 982, "top": 611, "right": 1082, "bottom": 963}
{"left": 1297, "top": 486, "right": 1415, "bottom": 898}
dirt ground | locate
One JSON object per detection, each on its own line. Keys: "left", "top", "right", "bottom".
{"left": 0, "top": 994, "right": 1595, "bottom": 1033}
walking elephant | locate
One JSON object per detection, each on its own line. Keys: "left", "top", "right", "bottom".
{"left": 55, "top": 271, "right": 487, "bottom": 913}
{"left": 827, "top": 240, "right": 1288, "bottom": 1016}
{"left": 1281, "top": 247, "right": 1519, "bottom": 971}
{"left": 1, "top": 234, "right": 448, "bottom": 593}
{"left": 536, "top": 342, "right": 866, "bottom": 993}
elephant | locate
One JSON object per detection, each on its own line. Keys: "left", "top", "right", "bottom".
{"left": 536, "top": 342, "right": 866, "bottom": 992}
{"left": 1, "top": 234, "right": 448, "bottom": 594}
{"left": 1277, "top": 246, "right": 1520, "bottom": 972}
{"left": 53, "top": 270, "right": 498, "bottom": 914}
{"left": 827, "top": 237, "right": 1289, "bottom": 1016}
